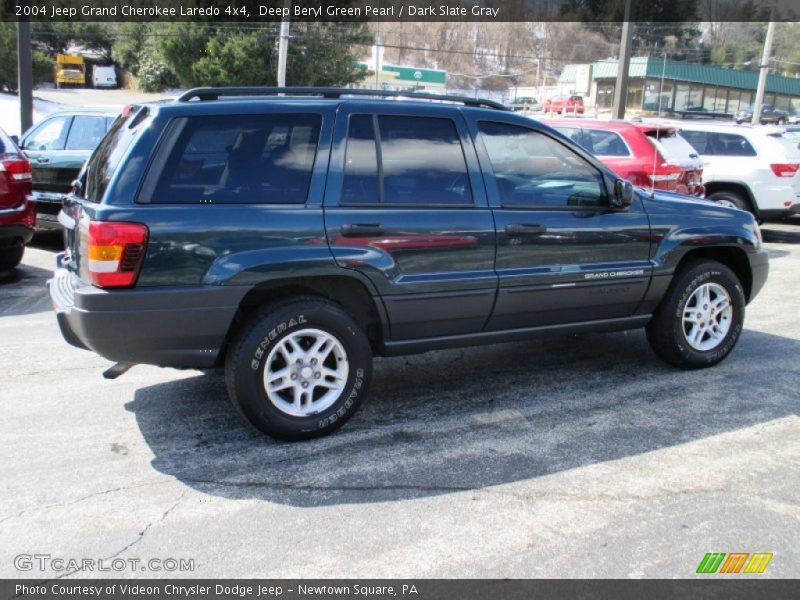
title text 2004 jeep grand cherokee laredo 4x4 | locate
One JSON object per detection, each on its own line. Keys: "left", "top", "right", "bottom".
{"left": 49, "top": 88, "right": 769, "bottom": 441}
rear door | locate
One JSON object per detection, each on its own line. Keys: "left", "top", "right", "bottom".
{"left": 469, "top": 118, "right": 652, "bottom": 330}
{"left": 324, "top": 105, "right": 497, "bottom": 340}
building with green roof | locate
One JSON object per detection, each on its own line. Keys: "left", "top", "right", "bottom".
{"left": 559, "top": 57, "right": 800, "bottom": 115}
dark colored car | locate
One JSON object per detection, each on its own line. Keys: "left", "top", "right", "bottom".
{"left": 50, "top": 87, "right": 769, "bottom": 441}
{"left": 546, "top": 119, "right": 705, "bottom": 197}
{"left": 735, "top": 104, "right": 789, "bottom": 125}
{"left": 0, "top": 127, "right": 34, "bottom": 272}
{"left": 17, "top": 108, "right": 120, "bottom": 229}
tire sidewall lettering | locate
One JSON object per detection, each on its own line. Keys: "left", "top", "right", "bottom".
{"left": 250, "top": 314, "right": 307, "bottom": 371}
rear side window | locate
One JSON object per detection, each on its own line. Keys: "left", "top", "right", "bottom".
{"left": 84, "top": 114, "right": 138, "bottom": 202}
{"left": 586, "top": 129, "right": 629, "bottom": 156}
{"left": 341, "top": 114, "right": 472, "bottom": 205}
{"left": 681, "top": 130, "right": 756, "bottom": 157}
{"left": 65, "top": 116, "right": 110, "bottom": 151}
{"left": 147, "top": 114, "right": 321, "bottom": 204}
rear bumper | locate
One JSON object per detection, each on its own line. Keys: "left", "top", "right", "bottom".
{"left": 758, "top": 203, "right": 800, "bottom": 220}
{"left": 748, "top": 248, "right": 770, "bottom": 303}
{"left": 48, "top": 262, "right": 250, "bottom": 369}
{"left": 0, "top": 200, "right": 36, "bottom": 236}
{"left": 32, "top": 191, "right": 65, "bottom": 230}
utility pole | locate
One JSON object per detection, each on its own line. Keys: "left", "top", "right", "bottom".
{"left": 612, "top": 0, "right": 633, "bottom": 120}
{"left": 752, "top": 20, "right": 776, "bottom": 126}
{"left": 277, "top": 0, "right": 291, "bottom": 87}
{"left": 17, "top": 20, "right": 33, "bottom": 134}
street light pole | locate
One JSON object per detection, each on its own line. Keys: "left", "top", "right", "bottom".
{"left": 17, "top": 20, "right": 33, "bottom": 134}
{"left": 277, "top": 0, "right": 291, "bottom": 87}
{"left": 612, "top": 0, "right": 633, "bottom": 120}
{"left": 752, "top": 21, "right": 776, "bottom": 126}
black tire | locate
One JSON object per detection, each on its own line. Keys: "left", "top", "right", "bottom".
{"left": 225, "top": 297, "right": 372, "bottom": 441}
{"left": 646, "top": 260, "right": 745, "bottom": 369}
{"left": 0, "top": 246, "right": 24, "bottom": 272}
{"left": 707, "top": 190, "right": 750, "bottom": 213}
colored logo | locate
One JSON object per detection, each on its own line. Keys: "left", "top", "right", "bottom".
{"left": 696, "top": 552, "right": 773, "bottom": 574}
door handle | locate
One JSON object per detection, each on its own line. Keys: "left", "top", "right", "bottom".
{"left": 505, "top": 223, "right": 547, "bottom": 236}
{"left": 35, "top": 157, "right": 50, "bottom": 163}
{"left": 341, "top": 223, "right": 386, "bottom": 237}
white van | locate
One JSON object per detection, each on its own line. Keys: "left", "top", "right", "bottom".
{"left": 92, "top": 65, "right": 117, "bottom": 89}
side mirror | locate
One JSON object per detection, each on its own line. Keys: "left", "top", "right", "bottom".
{"left": 612, "top": 179, "right": 634, "bottom": 209}
{"left": 10, "top": 135, "right": 19, "bottom": 146}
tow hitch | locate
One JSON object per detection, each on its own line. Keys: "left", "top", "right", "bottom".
{"left": 103, "top": 362, "right": 135, "bottom": 380}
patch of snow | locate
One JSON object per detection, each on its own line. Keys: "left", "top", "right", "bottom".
{"left": 0, "top": 92, "right": 67, "bottom": 137}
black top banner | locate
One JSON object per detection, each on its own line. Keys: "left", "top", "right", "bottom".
{"left": 2, "top": 0, "right": 799, "bottom": 22}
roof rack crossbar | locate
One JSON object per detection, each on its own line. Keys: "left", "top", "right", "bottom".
{"left": 176, "top": 86, "right": 509, "bottom": 111}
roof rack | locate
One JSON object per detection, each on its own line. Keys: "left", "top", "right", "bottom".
{"left": 176, "top": 86, "right": 509, "bottom": 111}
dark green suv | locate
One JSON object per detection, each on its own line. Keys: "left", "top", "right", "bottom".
{"left": 18, "top": 108, "right": 119, "bottom": 229}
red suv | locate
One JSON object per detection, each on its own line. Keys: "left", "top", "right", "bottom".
{"left": 543, "top": 95, "right": 585, "bottom": 115}
{"left": 546, "top": 119, "right": 704, "bottom": 197}
{"left": 0, "top": 127, "right": 34, "bottom": 272}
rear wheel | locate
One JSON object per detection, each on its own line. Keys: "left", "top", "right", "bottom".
{"left": 225, "top": 298, "right": 372, "bottom": 441}
{"left": 0, "top": 246, "right": 24, "bottom": 272}
{"left": 646, "top": 260, "right": 745, "bottom": 369}
{"left": 707, "top": 190, "right": 750, "bottom": 213}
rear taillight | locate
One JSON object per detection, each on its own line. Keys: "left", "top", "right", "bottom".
{"left": 0, "top": 157, "right": 32, "bottom": 182}
{"left": 87, "top": 221, "right": 148, "bottom": 288}
{"left": 770, "top": 163, "right": 799, "bottom": 177}
{"left": 649, "top": 163, "right": 683, "bottom": 182}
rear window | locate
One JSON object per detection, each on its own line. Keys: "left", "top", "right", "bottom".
{"left": 84, "top": 114, "right": 139, "bottom": 202}
{"left": 0, "top": 128, "right": 14, "bottom": 154}
{"left": 145, "top": 114, "right": 321, "bottom": 204}
{"left": 647, "top": 131, "right": 700, "bottom": 166}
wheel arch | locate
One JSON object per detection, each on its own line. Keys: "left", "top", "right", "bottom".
{"left": 673, "top": 246, "right": 753, "bottom": 302}
{"left": 704, "top": 181, "right": 758, "bottom": 215}
{"left": 222, "top": 274, "right": 388, "bottom": 363}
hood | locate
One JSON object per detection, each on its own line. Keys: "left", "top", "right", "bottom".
{"left": 642, "top": 188, "right": 749, "bottom": 219}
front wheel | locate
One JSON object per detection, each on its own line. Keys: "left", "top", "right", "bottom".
{"left": 225, "top": 298, "right": 372, "bottom": 441}
{"left": 646, "top": 260, "right": 745, "bottom": 369}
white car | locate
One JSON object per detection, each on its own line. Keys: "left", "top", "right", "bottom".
{"left": 91, "top": 65, "right": 117, "bottom": 88}
{"left": 676, "top": 122, "right": 800, "bottom": 220}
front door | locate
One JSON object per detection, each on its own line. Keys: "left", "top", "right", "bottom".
{"left": 469, "top": 119, "right": 652, "bottom": 331}
{"left": 324, "top": 105, "right": 497, "bottom": 340}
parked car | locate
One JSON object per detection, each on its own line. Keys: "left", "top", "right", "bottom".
{"left": 50, "top": 87, "right": 768, "bottom": 441}
{"left": 17, "top": 108, "right": 120, "bottom": 229}
{"left": 91, "top": 65, "right": 117, "bottom": 89}
{"left": 734, "top": 104, "right": 789, "bottom": 125}
{"left": 677, "top": 122, "right": 800, "bottom": 219}
{"left": 509, "top": 97, "right": 539, "bottom": 112}
{"left": 0, "top": 127, "right": 34, "bottom": 272}
{"left": 543, "top": 95, "right": 585, "bottom": 115}
{"left": 545, "top": 119, "right": 705, "bottom": 197}
{"left": 785, "top": 109, "right": 800, "bottom": 125}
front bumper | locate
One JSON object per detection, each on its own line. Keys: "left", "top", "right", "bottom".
{"left": 48, "top": 260, "right": 250, "bottom": 369}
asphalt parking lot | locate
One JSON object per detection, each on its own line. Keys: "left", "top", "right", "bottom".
{"left": 0, "top": 222, "right": 798, "bottom": 579}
